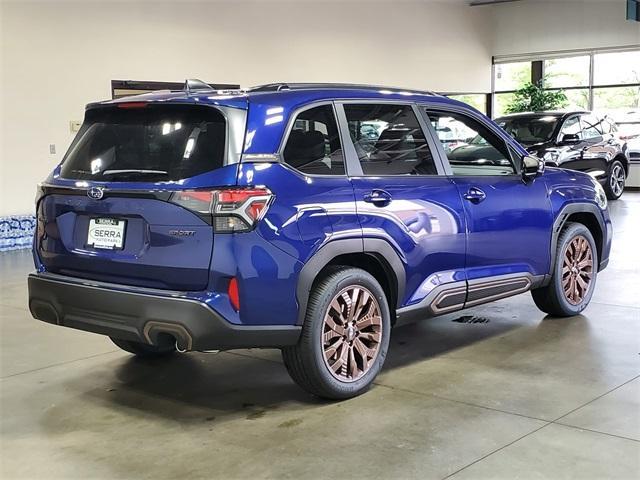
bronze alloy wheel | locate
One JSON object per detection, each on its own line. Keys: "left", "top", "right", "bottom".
{"left": 322, "top": 286, "right": 383, "bottom": 383}
{"left": 562, "top": 235, "right": 594, "bottom": 305}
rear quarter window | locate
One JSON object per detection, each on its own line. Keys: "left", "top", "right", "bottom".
{"left": 60, "top": 104, "right": 226, "bottom": 182}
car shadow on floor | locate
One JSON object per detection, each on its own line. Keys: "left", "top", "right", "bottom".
{"left": 44, "top": 304, "right": 556, "bottom": 428}
{"left": 40, "top": 351, "right": 319, "bottom": 432}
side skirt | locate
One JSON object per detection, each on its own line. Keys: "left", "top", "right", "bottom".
{"left": 395, "top": 273, "right": 544, "bottom": 327}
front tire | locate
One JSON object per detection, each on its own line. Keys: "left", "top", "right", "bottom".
{"left": 604, "top": 159, "right": 625, "bottom": 200}
{"left": 282, "top": 267, "right": 391, "bottom": 400}
{"left": 110, "top": 337, "right": 176, "bottom": 358}
{"left": 531, "top": 222, "right": 598, "bottom": 317}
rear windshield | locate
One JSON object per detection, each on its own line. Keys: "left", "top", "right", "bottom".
{"left": 60, "top": 104, "right": 226, "bottom": 181}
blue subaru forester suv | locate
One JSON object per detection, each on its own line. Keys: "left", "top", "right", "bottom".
{"left": 29, "top": 81, "right": 612, "bottom": 399}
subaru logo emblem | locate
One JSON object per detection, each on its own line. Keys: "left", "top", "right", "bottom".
{"left": 87, "top": 187, "right": 104, "bottom": 200}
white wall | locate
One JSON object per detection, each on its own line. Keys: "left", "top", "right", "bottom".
{"left": 490, "top": 0, "right": 640, "bottom": 57}
{"left": 0, "top": 0, "right": 492, "bottom": 216}
{"left": 4, "top": 0, "right": 635, "bottom": 217}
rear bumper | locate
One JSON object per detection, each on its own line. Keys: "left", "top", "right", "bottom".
{"left": 28, "top": 273, "right": 301, "bottom": 351}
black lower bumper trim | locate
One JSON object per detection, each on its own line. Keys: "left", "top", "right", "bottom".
{"left": 28, "top": 274, "right": 301, "bottom": 351}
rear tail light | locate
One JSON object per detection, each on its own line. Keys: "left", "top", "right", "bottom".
{"left": 170, "top": 188, "right": 273, "bottom": 233}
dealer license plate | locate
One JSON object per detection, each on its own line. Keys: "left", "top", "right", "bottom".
{"left": 87, "top": 218, "right": 126, "bottom": 250}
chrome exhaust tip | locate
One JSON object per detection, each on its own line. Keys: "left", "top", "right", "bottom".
{"left": 143, "top": 321, "right": 193, "bottom": 352}
{"left": 175, "top": 341, "right": 188, "bottom": 353}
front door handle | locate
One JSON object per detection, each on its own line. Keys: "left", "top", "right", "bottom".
{"left": 363, "top": 189, "right": 392, "bottom": 207}
{"left": 463, "top": 187, "right": 486, "bottom": 204}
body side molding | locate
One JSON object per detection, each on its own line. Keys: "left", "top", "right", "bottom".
{"left": 466, "top": 274, "right": 535, "bottom": 307}
{"left": 396, "top": 272, "right": 544, "bottom": 327}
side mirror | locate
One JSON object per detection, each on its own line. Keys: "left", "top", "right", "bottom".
{"left": 561, "top": 133, "right": 580, "bottom": 144}
{"left": 522, "top": 154, "right": 544, "bottom": 181}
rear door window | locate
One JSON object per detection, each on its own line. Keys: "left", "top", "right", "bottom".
{"left": 60, "top": 104, "right": 226, "bottom": 182}
{"left": 581, "top": 114, "right": 603, "bottom": 139}
{"left": 599, "top": 117, "right": 612, "bottom": 134}
{"left": 282, "top": 105, "right": 345, "bottom": 175}
{"left": 343, "top": 104, "right": 437, "bottom": 176}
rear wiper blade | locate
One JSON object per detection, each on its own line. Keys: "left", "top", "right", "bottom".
{"left": 102, "top": 169, "right": 168, "bottom": 176}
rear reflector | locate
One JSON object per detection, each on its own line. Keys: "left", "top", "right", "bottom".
{"left": 170, "top": 188, "right": 273, "bottom": 233}
{"left": 228, "top": 277, "right": 240, "bottom": 311}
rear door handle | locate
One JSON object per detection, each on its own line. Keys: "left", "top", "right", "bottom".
{"left": 463, "top": 187, "right": 486, "bottom": 204}
{"left": 363, "top": 189, "right": 392, "bottom": 207}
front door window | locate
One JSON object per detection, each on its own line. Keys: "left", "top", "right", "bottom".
{"left": 427, "top": 111, "right": 516, "bottom": 176}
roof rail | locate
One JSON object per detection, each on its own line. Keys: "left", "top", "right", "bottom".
{"left": 248, "top": 82, "right": 437, "bottom": 96}
{"left": 248, "top": 83, "right": 291, "bottom": 92}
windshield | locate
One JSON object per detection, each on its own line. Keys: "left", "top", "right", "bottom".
{"left": 496, "top": 116, "right": 560, "bottom": 144}
{"left": 60, "top": 104, "right": 226, "bottom": 181}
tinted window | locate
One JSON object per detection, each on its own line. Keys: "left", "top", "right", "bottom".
{"left": 428, "top": 110, "right": 515, "bottom": 176}
{"left": 600, "top": 118, "right": 613, "bottom": 134}
{"left": 344, "top": 104, "right": 436, "bottom": 176}
{"left": 282, "top": 105, "right": 344, "bottom": 175}
{"left": 61, "top": 104, "right": 226, "bottom": 182}
{"left": 560, "top": 116, "right": 582, "bottom": 140}
{"left": 496, "top": 115, "right": 560, "bottom": 144}
{"left": 581, "top": 114, "right": 602, "bottom": 139}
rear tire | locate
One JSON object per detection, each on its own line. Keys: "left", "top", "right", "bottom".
{"left": 282, "top": 267, "right": 391, "bottom": 400}
{"left": 604, "top": 159, "right": 625, "bottom": 200}
{"left": 531, "top": 222, "right": 598, "bottom": 317}
{"left": 110, "top": 337, "right": 176, "bottom": 358}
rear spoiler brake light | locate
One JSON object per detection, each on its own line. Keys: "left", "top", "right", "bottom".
{"left": 116, "top": 102, "right": 148, "bottom": 109}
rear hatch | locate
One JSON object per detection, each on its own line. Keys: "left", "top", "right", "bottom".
{"left": 36, "top": 102, "right": 241, "bottom": 291}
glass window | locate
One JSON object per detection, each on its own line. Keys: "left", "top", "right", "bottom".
{"left": 544, "top": 56, "right": 590, "bottom": 88}
{"left": 492, "top": 49, "right": 639, "bottom": 118}
{"left": 594, "top": 116, "right": 615, "bottom": 134}
{"left": 594, "top": 51, "right": 640, "bottom": 85}
{"left": 563, "top": 89, "right": 590, "bottom": 110}
{"left": 494, "top": 93, "right": 516, "bottom": 118}
{"left": 343, "top": 104, "right": 437, "bottom": 176}
{"left": 427, "top": 110, "right": 516, "bottom": 176}
{"left": 560, "top": 116, "right": 582, "bottom": 141}
{"left": 581, "top": 114, "right": 603, "bottom": 139}
{"left": 495, "top": 115, "right": 560, "bottom": 145}
{"left": 494, "top": 62, "right": 532, "bottom": 92}
{"left": 282, "top": 105, "right": 344, "bottom": 175}
{"left": 593, "top": 86, "right": 640, "bottom": 113}
{"left": 60, "top": 104, "right": 226, "bottom": 182}
{"left": 447, "top": 94, "right": 486, "bottom": 114}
